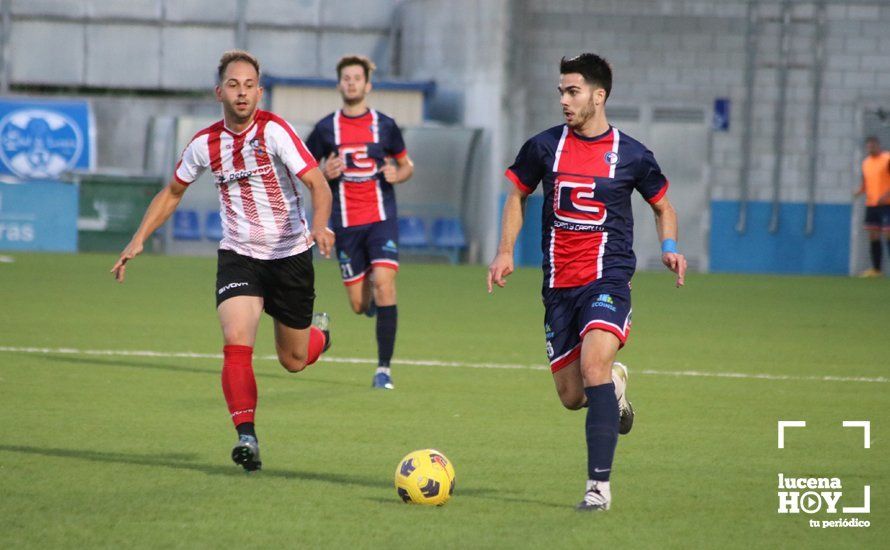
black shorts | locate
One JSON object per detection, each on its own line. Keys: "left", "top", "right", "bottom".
{"left": 864, "top": 205, "right": 890, "bottom": 230}
{"left": 216, "top": 248, "right": 315, "bottom": 329}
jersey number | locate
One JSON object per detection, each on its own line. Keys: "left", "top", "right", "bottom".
{"left": 554, "top": 176, "right": 607, "bottom": 226}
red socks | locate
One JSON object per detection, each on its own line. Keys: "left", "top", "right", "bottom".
{"left": 222, "top": 345, "right": 257, "bottom": 427}
{"left": 222, "top": 332, "right": 325, "bottom": 427}
{"left": 307, "top": 326, "right": 326, "bottom": 366}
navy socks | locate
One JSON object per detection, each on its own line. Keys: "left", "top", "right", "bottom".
{"left": 584, "top": 383, "right": 619, "bottom": 482}
{"left": 376, "top": 305, "right": 397, "bottom": 367}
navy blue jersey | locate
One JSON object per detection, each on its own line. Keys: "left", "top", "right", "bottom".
{"left": 506, "top": 125, "right": 669, "bottom": 288}
{"left": 306, "top": 109, "right": 407, "bottom": 230}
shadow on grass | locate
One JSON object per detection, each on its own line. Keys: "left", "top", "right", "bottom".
{"left": 0, "top": 444, "right": 381, "bottom": 487}
{"left": 364, "top": 486, "right": 566, "bottom": 509}
{"left": 24, "top": 353, "right": 365, "bottom": 387}
{"left": 1, "top": 444, "right": 566, "bottom": 509}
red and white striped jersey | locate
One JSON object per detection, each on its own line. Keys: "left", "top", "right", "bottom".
{"left": 174, "top": 110, "right": 319, "bottom": 260}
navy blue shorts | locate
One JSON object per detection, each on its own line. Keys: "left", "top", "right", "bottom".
{"left": 335, "top": 218, "right": 400, "bottom": 286}
{"left": 543, "top": 279, "right": 632, "bottom": 372}
{"left": 864, "top": 205, "right": 890, "bottom": 231}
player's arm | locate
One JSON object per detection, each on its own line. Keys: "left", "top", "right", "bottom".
{"left": 301, "top": 167, "right": 335, "bottom": 258}
{"left": 487, "top": 184, "right": 527, "bottom": 293}
{"left": 382, "top": 154, "right": 414, "bottom": 184}
{"left": 854, "top": 174, "right": 865, "bottom": 197}
{"left": 649, "top": 196, "right": 687, "bottom": 288}
{"left": 111, "top": 178, "right": 187, "bottom": 283}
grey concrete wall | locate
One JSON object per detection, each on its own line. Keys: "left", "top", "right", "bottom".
{"left": 514, "top": 0, "right": 890, "bottom": 205}
{"left": 398, "top": 0, "right": 511, "bottom": 262}
{"left": 4, "top": 0, "right": 401, "bottom": 171}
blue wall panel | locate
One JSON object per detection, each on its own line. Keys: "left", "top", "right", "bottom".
{"left": 709, "top": 201, "right": 850, "bottom": 275}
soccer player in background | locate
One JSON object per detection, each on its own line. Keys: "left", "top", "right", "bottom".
{"left": 306, "top": 55, "right": 414, "bottom": 390}
{"left": 487, "top": 53, "right": 686, "bottom": 511}
{"left": 854, "top": 136, "right": 890, "bottom": 277}
{"left": 111, "top": 50, "right": 335, "bottom": 472}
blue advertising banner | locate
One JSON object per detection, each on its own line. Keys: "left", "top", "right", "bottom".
{"left": 0, "top": 181, "right": 78, "bottom": 252}
{"left": 0, "top": 98, "right": 95, "bottom": 180}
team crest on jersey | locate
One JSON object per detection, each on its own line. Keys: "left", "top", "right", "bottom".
{"left": 249, "top": 138, "right": 266, "bottom": 156}
{"left": 604, "top": 151, "right": 620, "bottom": 165}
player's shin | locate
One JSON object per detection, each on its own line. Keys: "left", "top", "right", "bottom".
{"left": 584, "top": 383, "right": 619, "bottom": 482}
{"left": 221, "top": 345, "right": 257, "bottom": 435}
{"left": 306, "top": 326, "right": 327, "bottom": 365}
{"left": 376, "top": 305, "right": 397, "bottom": 371}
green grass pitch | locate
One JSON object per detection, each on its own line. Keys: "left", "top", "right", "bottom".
{"left": 0, "top": 252, "right": 887, "bottom": 548}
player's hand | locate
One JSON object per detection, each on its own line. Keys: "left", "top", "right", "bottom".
{"left": 323, "top": 152, "right": 344, "bottom": 180}
{"left": 308, "top": 226, "right": 335, "bottom": 258}
{"left": 381, "top": 162, "right": 399, "bottom": 184}
{"left": 487, "top": 252, "right": 514, "bottom": 293}
{"left": 662, "top": 252, "right": 687, "bottom": 288}
{"left": 110, "top": 239, "right": 144, "bottom": 283}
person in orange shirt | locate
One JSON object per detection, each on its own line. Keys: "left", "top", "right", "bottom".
{"left": 854, "top": 136, "right": 890, "bottom": 277}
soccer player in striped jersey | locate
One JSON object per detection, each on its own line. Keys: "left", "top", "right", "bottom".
{"left": 307, "top": 55, "right": 414, "bottom": 390}
{"left": 487, "top": 53, "right": 687, "bottom": 511}
{"left": 111, "top": 50, "right": 335, "bottom": 472}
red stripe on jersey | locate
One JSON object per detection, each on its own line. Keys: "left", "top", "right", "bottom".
{"left": 231, "top": 134, "right": 265, "bottom": 244}
{"left": 547, "top": 129, "right": 616, "bottom": 288}
{"left": 263, "top": 111, "right": 318, "bottom": 177}
{"left": 505, "top": 168, "right": 533, "bottom": 194}
{"left": 208, "top": 131, "right": 238, "bottom": 236}
{"left": 557, "top": 130, "right": 614, "bottom": 178}
{"left": 647, "top": 180, "right": 669, "bottom": 204}
{"left": 337, "top": 111, "right": 375, "bottom": 145}
{"left": 551, "top": 229, "right": 606, "bottom": 287}
{"left": 255, "top": 119, "right": 293, "bottom": 235}
{"left": 392, "top": 149, "right": 408, "bottom": 160}
{"left": 341, "top": 180, "right": 383, "bottom": 226}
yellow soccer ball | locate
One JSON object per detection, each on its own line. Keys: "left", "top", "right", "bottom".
{"left": 394, "top": 449, "right": 455, "bottom": 506}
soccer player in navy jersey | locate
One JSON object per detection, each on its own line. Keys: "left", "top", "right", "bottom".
{"left": 112, "top": 50, "right": 335, "bottom": 472}
{"left": 307, "top": 55, "right": 414, "bottom": 390}
{"left": 487, "top": 53, "right": 686, "bottom": 511}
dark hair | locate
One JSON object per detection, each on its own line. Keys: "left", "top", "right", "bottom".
{"left": 560, "top": 53, "right": 612, "bottom": 100}
{"left": 337, "top": 55, "right": 376, "bottom": 81}
{"left": 218, "top": 50, "right": 260, "bottom": 82}
{"left": 865, "top": 136, "right": 880, "bottom": 144}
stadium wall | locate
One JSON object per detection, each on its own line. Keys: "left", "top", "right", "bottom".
{"left": 508, "top": 0, "right": 890, "bottom": 274}
{"left": 3, "top": 0, "right": 401, "bottom": 173}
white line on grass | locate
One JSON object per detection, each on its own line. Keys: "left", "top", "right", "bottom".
{"left": 0, "top": 345, "right": 886, "bottom": 384}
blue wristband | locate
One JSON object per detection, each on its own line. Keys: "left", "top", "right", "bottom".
{"left": 661, "top": 238, "right": 678, "bottom": 254}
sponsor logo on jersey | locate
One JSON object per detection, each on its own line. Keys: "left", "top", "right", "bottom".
{"left": 0, "top": 108, "right": 83, "bottom": 178}
{"left": 215, "top": 164, "right": 274, "bottom": 185}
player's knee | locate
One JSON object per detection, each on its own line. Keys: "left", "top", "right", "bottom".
{"left": 278, "top": 350, "right": 308, "bottom": 373}
{"left": 373, "top": 279, "right": 396, "bottom": 301}
{"left": 222, "top": 327, "right": 253, "bottom": 346}
{"left": 349, "top": 298, "right": 365, "bottom": 315}
{"left": 558, "top": 391, "right": 586, "bottom": 410}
